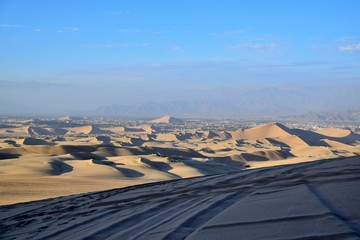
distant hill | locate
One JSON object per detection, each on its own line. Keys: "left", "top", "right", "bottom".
{"left": 97, "top": 101, "right": 360, "bottom": 122}
{"left": 149, "top": 115, "right": 183, "bottom": 124}
{"left": 279, "top": 110, "right": 360, "bottom": 122}
{"left": 95, "top": 85, "right": 360, "bottom": 119}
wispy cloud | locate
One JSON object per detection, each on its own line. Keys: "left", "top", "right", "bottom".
{"left": 312, "top": 36, "right": 360, "bottom": 54}
{"left": 151, "top": 31, "right": 164, "bottom": 34}
{"left": 56, "top": 27, "right": 81, "bottom": 33}
{"left": 0, "top": 24, "right": 22, "bottom": 28}
{"left": 171, "top": 46, "right": 181, "bottom": 51}
{"left": 83, "top": 44, "right": 115, "bottom": 49}
{"left": 339, "top": 43, "right": 360, "bottom": 53}
{"left": 83, "top": 42, "right": 150, "bottom": 49}
{"left": 228, "top": 43, "right": 279, "bottom": 50}
{"left": 226, "top": 43, "right": 285, "bottom": 55}
{"left": 119, "top": 42, "right": 150, "bottom": 47}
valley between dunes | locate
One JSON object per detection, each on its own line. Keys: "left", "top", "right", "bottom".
{"left": 0, "top": 121, "right": 360, "bottom": 206}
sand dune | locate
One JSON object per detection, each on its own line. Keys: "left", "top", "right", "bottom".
{"left": 105, "top": 126, "right": 146, "bottom": 134}
{"left": 0, "top": 145, "right": 97, "bottom": 156}
{"left": 1, "top": 121, "right": 360, "bottom": 207}
{"left": 1, "top": 157, "right": 359, "bottom": 239}
{"left": 67, "top": 125, "right": 114, "bottom": 135}
{"left": 22, "top": 137, "right": 55, "bottom": 146}
{"left": 1, "top": 120, "right": 360, "bottom": 239}
{"left": 203, "top": 130, "right": 221, "bottom": 139}
{"left": 141, "top": 124, "right": 160, "bottom": 133}
{"left": 290, "top": 146, "right": 333, "bottom": 157}
{"left": 28, "top": 126, "right": 68, "bottom": 136}
{"left": 266, "top": 135, "right": 309, "bottom": 148}
{"left": 149, "top": 115, "right": 183, "bottom": 124}
{"left": 316, "top": 127, "right": 352, "bottom": 137}
{"left": 155, "top": 133, "right": 179, "bottom": 142}
{"left": 321, "top": 139, "right": 351, "bottom": 148}
{"left": 243, "top": 123, "right": 293, "bottom": 138}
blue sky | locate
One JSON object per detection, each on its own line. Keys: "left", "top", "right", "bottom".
{"left": 0, "top": 0, "right": 360, "bottom": 115}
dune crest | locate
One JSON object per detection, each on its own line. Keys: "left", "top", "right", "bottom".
{"left": 1, "top": 157, "right": 359, "bottom": 239}
{"left": 1, "top": 120, "right": 360, "bottom": 205}
{"left": 243, "top": 122, "right": 293, "bottom": 138}
{"left": 149, "top": 115, "right": 183, "bottom": 124}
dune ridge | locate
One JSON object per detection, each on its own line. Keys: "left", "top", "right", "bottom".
{"left": 0, "top": 156, "right": 359, "bottom": 239}
{"left": 149, "top": 115, "right": 183, "bottom": 124}
{"left": 0, "top": 122, "right": 360, "bottom": 205}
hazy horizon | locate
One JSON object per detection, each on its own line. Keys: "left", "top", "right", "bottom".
{"left": 1, "top": 1, "right": 359, "bottom": 116}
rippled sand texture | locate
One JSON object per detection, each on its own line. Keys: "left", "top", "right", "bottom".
{"left": 0, "top": 156, "right": 359, "bottom": 239}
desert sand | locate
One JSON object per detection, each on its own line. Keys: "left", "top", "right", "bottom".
{"left": 0, "top": 119, "right": 360, "bottom": 205}
{"left": 0, "top": 117, "right": 360, "bottom": 239}
{"left": 0, "top": 156, "right": 359, "bottom": 239}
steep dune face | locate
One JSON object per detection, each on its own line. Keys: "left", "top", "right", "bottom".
{"left": 290, "top": 129, "right": 332, "bottom": 147}
{"left": 243, "top": 123, "right": 293, "bottom": 138}
{"left": 316, "top": 128, "right": 352, "bottom": 137}
{"left": 204, "top": 130, "right": 221, "bottom": 139}
{"left": 28, "top": 127, "right": 68, "bottom": 136}
{"left": 244, "top": 124, "right": 359, "bottom": 147}
{"left": 321, "top": 139, "right": 351, "bottom": 148}
{"left": 239, "top": 150, "right": 294, "bottom": 162}
{"left": 316, "top": 128, "right": 360, "bottom": 144}
{"left": 67, "top": 125, "right": 113, "bottom": 135}
{"left": 266, "top": 135, "right": 309, "bottom": 148}
{"left": 149, "top": 115, "right": 183, "bottom": 124}
{"left": 22, "top": 137, "right": 54, "bottom": 146}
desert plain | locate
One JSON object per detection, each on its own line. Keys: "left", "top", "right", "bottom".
{"left": 0, "top": 115, "right": 360, "bottom": 239}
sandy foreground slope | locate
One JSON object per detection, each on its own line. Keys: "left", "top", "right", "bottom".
{"left": 0, "top": 156, "right": 359, "bottom": 239}
{"left": 1, "top": 122, "right": 360, "bottom": 205}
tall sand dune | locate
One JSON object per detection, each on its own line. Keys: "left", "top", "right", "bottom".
{"left": 244, "top": 123, "right": 293, "bottom": 138}
{"left": 149, "top": 115, "right": 183, "bottom": 124}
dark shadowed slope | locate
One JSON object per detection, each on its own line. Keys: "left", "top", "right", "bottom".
{"left": 0, "top": 156, "right": 360, "bottom": 240}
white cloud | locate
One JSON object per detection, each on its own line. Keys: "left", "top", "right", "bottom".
{"left": 56, "top": 27, "right": 81, "bottom": 33}
{"left": 34, "top": 28, "right": 41, "bottom": 32}
{"left": 339, "top": 43, "right": 360, "bottom": 52}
